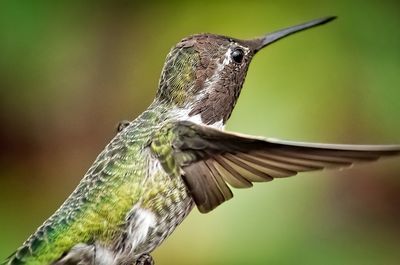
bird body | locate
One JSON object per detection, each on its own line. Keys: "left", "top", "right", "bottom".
{"left": 3, "top": 16, "right": 400, "bottom": 265}
{"left": 8, "top": 104, "right": 196, "bottom": 265}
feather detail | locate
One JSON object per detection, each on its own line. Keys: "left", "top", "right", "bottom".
{"left": 157, "top": 121, "right": 400, "bottom": 213}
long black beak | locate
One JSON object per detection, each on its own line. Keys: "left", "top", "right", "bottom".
{"left": 248, "top": 16, "right": 337, "bottom": 53}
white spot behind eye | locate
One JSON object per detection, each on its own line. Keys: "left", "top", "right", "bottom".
{"left": 222, "top": 47, "right": 232, "bottom": 65}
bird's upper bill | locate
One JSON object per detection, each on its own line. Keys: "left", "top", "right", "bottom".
{"left": 241, "top": 16, "right": 337, "bottom": 53}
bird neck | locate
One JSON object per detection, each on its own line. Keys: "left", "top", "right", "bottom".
{"left": 145, "top": 99, "right": 225, "bottom": 130}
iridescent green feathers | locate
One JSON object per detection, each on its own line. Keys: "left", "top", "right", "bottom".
{"left": 3, "top": 117, "right": 154, "bottom": 265}
{"left": 157, "top": 46, "right": 199, "bottom": 106}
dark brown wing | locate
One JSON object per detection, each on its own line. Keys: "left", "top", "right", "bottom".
{"left": 169, "top": 121, "right": 400, "bottom": 213}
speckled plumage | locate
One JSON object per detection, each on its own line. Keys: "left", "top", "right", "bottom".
{"left": 4, "top": 16, "right": 400, "bottom": 265}
{"left": 6, "top": 104, "right": 194, "bottom": 265}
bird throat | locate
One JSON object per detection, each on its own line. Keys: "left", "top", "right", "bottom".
{"left": 186, "top": 49, "right": 244, "bottom": 127}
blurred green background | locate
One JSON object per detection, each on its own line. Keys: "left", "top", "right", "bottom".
{"left": 1, "top": 1, "right": 400, "bottom": 265}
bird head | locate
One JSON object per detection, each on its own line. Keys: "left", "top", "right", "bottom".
{"left": 156, "top": 16, "right": 336, "bottom": 126}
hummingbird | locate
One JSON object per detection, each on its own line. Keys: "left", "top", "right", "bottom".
{"left": 2, "top": 16, "right": 400, "bottom": 265}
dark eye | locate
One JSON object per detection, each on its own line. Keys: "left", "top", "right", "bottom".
{"left": 231, "top": 48, "right": 244, "bottom": 63}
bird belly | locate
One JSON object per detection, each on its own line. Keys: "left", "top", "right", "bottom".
{"left": 58, "top": 176, "right": 194, "bottom": 265}
{"left": 111, "top": 169, "right": 194, "bottom": 264}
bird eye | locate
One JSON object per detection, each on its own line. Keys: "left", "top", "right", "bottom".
{"left": 231, "top": 48, "right": 244, "bottom": 63}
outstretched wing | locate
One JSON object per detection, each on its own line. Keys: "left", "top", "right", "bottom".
{"left": 160, "top": 121, "right": 400, "bottom": 213}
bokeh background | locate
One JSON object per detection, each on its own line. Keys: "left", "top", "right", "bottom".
{"left": 1, "top": 1, "right": 400, "bottom": 265}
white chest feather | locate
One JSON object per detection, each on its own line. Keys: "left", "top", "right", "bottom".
{"left": 172, "top": 107, "right": 225, "bottom": 130}
{"left": 114, "top": 204, "right": 157, "bottom": 261}
{"left": 185, "top": 113, "right": 224, "bottom": 130}
{"left": 126, "top": 206, "right": 157, "bottom": 252}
